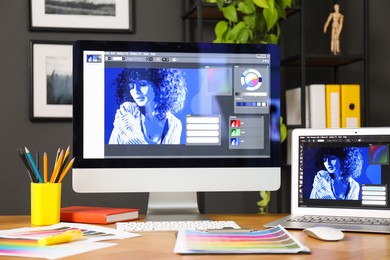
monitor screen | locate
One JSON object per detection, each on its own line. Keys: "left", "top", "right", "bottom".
{"left": 72, "top": 41, "right": 281, "bottom": 219}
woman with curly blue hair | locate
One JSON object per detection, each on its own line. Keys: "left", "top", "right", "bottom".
{"left": 310, "top": 147, "right": 363, "bottom": 200}
{"left": 109, "top": 68, "right": 187, "bottom": 144}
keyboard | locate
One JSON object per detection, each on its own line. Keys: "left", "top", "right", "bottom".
{"left": 116, "top": 220, "right": 241, "bottom": 232}
{"left": 288, "top": 215, "right": 390, "bottom": 226}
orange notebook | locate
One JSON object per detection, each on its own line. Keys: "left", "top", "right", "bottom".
{"left": 60, "top": 206, "right": 139, "bottom": 224}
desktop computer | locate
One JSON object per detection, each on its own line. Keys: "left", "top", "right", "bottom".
{"left": 72, "top": 40, "right": 281, "bottom": 221}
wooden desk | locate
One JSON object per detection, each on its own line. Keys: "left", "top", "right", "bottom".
{"left": 0, "top": 215, "right": 389, "bottom": 259}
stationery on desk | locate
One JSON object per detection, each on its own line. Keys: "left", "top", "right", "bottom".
{"left": 17, "top": 146, "right": 77, "bottom": 226}
{"left": 37, "top": 230, "right": 84, "bottom": 246}
{"left": 60, "top": 206, "right": 140, "bottom": 224}
{"left": 174, "top": 225, "right": 310, "bottom": 254}
{"left": 17, "top": 145, "right": 75, "bottom": 184}
{"left": 0, "top": 222, "right": 140, "bottom": 259}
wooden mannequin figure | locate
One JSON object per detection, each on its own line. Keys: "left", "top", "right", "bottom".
{"left": 324, "top": 3, "right": 344, "bottom": 55}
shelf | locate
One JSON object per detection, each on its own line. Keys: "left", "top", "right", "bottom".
{"left": 282, "top": 54, "right": 365, "bottom": 67}
{"left": 181, "top": 0, "right": 299, "bottom": 42}
{"left": 182, "top": 2, "right": 223, "bottom": 20}
{"left": 286, "top": 6, "right": 301, "bottom": 17}
{"left": 182, "top": 2, "right": 298, "bottom": 20}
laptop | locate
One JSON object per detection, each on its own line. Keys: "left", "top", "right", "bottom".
{"left": 265, "top": 127, "right": 390, "bottom": 233}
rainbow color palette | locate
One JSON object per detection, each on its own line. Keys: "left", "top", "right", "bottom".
{"left": 0, "top": 237, "right": 114, "bottom": 259}
{"left": 174, "top": 225, "right": 310, "bottom": 254}
{"left": 0, "top": 222, "right": 138, "bottom": 259}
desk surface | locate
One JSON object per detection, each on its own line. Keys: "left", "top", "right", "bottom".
{"left": 0, "top": 214, "right": 388, "bottom": 259}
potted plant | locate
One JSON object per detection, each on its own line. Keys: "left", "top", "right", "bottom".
{"left": 213, "top": 0, "right": 294, "bottom": 44}
{"left": 212, "top": 0, "right": 291, "bottom": 213}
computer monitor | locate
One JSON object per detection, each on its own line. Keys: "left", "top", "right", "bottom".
{"left": 72, "top": 40, "right": 281, "bottom": 220}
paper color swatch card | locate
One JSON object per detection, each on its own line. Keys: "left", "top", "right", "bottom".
{"left": 174, "top": 225, "right": 310, "bottom": 254}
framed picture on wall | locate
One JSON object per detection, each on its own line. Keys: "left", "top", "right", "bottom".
{"left": 29, "top": 0, "right": 134, "bottom": 32}
{"left": 30, "top": 41, "right": 73, "bottom": 120}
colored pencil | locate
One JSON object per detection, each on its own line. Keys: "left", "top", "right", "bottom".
{"left": 17, "top": 146, "right": 74, "bottom": 184}
{"left": 43, "top": 152, "right": 48, "bottom": 183}
{"left": 50, "top": 149, "right": 64, "bottom": 183}
{"left": 58, "top": 157, "right": 75, "bottom": 183}
{"left": 56, "top": 145, "right": 70, "bottom": 182}
{"left": 24, "top": 147, "right": 43, "bottom": 183}
{"left": 36, "top": 149, "right": 39, "bottom": 172}
{"left": 54, "top": 147, "right": 60, "bottom": 169}
{"left": 16, "top": 148, "right": 37, "bottom": 183}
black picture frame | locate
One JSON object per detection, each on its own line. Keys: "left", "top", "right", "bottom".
{"left": 30, "top": 40, "right": 73, "bottom": 121}
{"left": 29, "top": 0, "right": 134, "bottom": 33}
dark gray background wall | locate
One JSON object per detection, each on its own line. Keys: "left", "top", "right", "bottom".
{"left": 0, "top": 0, "right": 389, "bottom": 215}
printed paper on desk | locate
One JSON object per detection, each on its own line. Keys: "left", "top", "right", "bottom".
{"left": 174, "top": 225, "right": 310, "bottom": 254}
{"left": 0, "top": 222, "right": 140, "bottom": 243}
{"left": 0, "top": 237, "right": 115, "bottom": 260}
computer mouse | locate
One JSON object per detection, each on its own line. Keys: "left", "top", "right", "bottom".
{"left": 303, "top": 226, "right": 344, "bottom": 241}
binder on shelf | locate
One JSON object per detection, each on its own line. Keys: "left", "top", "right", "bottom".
{"left": 285, "top": 86, "right": 309, "bottom": 127}
{"left": 325, "top": 84, "right": 341, "bottom": 128}
{"left": 341, "top": 84, "right": 361, "bottom": 128}
{"left": 308, "top": 84, "right": 326, "bottom": 128}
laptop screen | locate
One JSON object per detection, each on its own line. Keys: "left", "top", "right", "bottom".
{"left": 298, "top": 133, "right": 390, "bottom": 211}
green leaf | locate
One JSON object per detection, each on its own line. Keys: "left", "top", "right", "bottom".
{"left": 237, "top": 28, "right": 251, "bottom": 43}
{"left": 263, "top": 6, "right": 279, "bottom": 31}
{"left": 214, "top": 21, "right": 229, "bottom": 40}
{"left": 237, "top": 0, "right": 256, "bottom": 14}
{"left": 276, "top": 22, "right": 281, "bottom": 37}
{"left": 267, "top": 0, "right": 275, "bottom": 9}
{"left": 230, "top": 21, "right": 247, "bottom": 41}
{"left": 243, "top": 14, "right": 256, "bottom": 30}
{"left": 216, "top": 0, "right": 225, "bottom": 10}
{"left": 275, "top": 1, "right": 286, "bottom": 19}
{"left": 266, "top": 33, "right": 278, "bottom": 44}
{"left": 253, "top": 0, "right": 269, "bottom": 8}
{"left": 255, "top": 12, "right": 266, "bottom": 33}
{"left": 282, "top": 0, "right": 293, "bottom": 8}
{"left": 222, "top": 5, "right": 238, "bottom": 23}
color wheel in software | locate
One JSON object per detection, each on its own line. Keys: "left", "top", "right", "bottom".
{"left": 241, "top": 69, "right": 262, "bottom": 91}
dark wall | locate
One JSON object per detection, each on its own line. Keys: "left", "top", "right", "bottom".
{"left": 0, "top": 0, "right": 389, "bottom": 215}
{"left": 0, "top": 0, "right": 184, "bottom": 214}
{"left": 368, "top": 1, "right": 390, "bottom": 126}
{"left": 0, "top": 0, "right": 262, "bottom": 215}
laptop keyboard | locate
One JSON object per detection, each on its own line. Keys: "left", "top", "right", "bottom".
{"left": 288, "top": 215, "right": 390, "bottom": 226}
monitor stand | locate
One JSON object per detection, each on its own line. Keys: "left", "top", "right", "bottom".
{"left": 145, "top": 192, "right": 210, "bottom": 221}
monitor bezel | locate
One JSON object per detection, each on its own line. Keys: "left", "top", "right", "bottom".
{"left": 73, "top": 40, "right": 281, "bottom": 171}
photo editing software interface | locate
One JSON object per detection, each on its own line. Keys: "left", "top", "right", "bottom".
{"left": 299, "top": 134, "right": 390, "bottom": 210}
{"left": 83, "top": 49, "right": 278, "bottom": 161}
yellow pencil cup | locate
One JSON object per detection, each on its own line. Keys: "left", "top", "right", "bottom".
{"left": 31, "top": 183, "right": 62, "bottom": 226}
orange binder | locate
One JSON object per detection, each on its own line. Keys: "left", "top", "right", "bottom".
{"left": 340, "top": 84, "right": 361, "bottom": 128}
{"left": 325, "top": 84, "right": 340, "bottom": 128}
